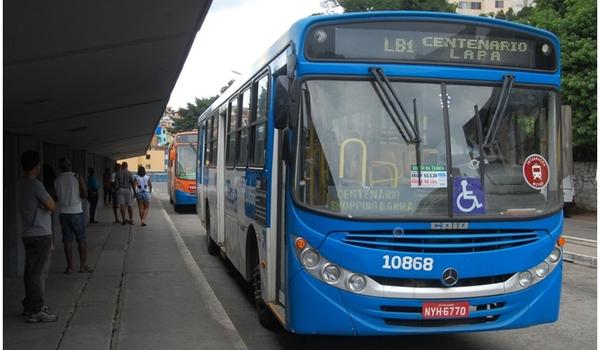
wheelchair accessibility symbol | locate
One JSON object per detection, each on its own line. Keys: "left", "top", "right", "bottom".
{"left": 453, "top": 177, "right": 485, "bottom": 215}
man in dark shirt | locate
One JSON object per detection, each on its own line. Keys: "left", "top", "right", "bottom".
{"left": 18, "top": 150, "right": 58, "bottom": 323}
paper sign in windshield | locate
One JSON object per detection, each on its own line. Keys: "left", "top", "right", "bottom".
{"left": 410, "top": 165, "right": 447, "bottom": 188}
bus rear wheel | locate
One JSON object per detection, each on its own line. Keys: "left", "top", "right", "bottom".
{"left": 251, "top": 241, "right": 279, "bottom": 330}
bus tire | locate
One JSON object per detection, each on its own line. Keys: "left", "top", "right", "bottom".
{"left": 251, "top": 239, "right": 279, "bottom": 330}
{"left": 206, "top": 209, "right": 219, "bottom": 256}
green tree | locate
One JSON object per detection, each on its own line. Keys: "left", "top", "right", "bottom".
{"left": 516, "top": 0, "right": 597, "bottom": 159}
{"left": 335, "top": 0, "right": 456, "bottom": 12}
{"left": 169, "top": 96, "right": 217, "bottom": 134}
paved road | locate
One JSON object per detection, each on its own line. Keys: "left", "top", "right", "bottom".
{"left": 563, "top": 212, "right": 597, "bottom": 241}
{"left": 156, "top": 187, "right": 597, "bottom": 350}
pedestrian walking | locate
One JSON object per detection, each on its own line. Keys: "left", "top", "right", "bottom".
{"left": 102, "top": 167, "right": 112, "bottom": 206}
{"left": 111, "top": 163, "right": 122, "bottom": 223}
{"left": 55, "top": 158, "right": 94, "bottom": 274}
{"left": 18, "top": 151, "right": 58, "bottom": 323}
{"left": 115, "top": 161, "right": 135, "bottom": 225}
{"left": 133, "top": 166, "right": 153, "bottom": 226}
{"left": 86, "top": 168, "right": 99, "bottom": 223}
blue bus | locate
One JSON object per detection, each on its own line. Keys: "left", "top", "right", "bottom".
{"left": 197, "top": 11, "right": 564, "bottom": 335}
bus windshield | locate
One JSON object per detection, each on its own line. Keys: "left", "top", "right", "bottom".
{"left": 294, "top": 79, "right": 560, "bottom": 218}
{"left": 176, "top": 144, "right": 197, "bottom": 180}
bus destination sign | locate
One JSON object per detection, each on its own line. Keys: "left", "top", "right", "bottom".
{"left": 306, "top": 21, "right": 556, "bottom": 71}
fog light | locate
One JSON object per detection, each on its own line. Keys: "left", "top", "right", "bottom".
{"left": 347, "top": 274, "right": 366, "bottom": 292}
{"left": 301, "top": 248, "right": 319, "bottom": 268}
{"left": 548, "top": 247, "right": 561, "bottom": 263}
{"left": 322, "top": 264, "right": 341, "bottom": 283}
{"left": 518, "top": 271, "right": 533, "bottom": 287}
{"left": 535, "top": 261, "right": 550, "bottom": 278}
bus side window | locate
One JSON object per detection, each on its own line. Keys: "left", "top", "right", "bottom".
{"left": 226, "top": 98, "right": 239, "bottom": 167}
{"left": 250, "top": 74, "right": 269, "bottom": 167}
{"left": 204, "top": 118, "right": 212, "bottom": 166}
{"left": 239, "top": 88, "right": 252, "bottom": 167}
{"left": 211, "top": 113, "right": 219, "bottom": 166}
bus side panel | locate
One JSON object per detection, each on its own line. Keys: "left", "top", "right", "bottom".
{"left": 224, "top": 168, "right": 244, "bottom": 273}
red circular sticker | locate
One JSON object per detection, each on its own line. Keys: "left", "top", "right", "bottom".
{"left": 523, "top": 154, "right": 550, "bottom": 189}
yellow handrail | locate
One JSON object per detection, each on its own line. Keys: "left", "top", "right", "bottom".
{"left": 369, "top": 161, "right": 399, "bottom": 187}
{"left": 339, "top": 138, "right": 367, "bottom": 186}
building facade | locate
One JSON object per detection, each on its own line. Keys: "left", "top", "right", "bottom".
{"left": 449, "top": 0, "right": 533, "bottom": 16}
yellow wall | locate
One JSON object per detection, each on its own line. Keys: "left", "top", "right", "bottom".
{"left": 118, "top": 149, "right": 166, "bottom": 172}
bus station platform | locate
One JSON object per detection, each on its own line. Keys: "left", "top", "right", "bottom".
{"left": 3, "top": 192, "right": 247, "bottom": 350}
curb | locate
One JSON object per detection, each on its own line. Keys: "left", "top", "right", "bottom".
{"left": 563, "top": 251, "right": 597, "bottom": 268}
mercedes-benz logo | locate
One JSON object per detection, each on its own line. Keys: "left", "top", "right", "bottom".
{"left": 441, "top": 268, "right": 459, "bottom": 287}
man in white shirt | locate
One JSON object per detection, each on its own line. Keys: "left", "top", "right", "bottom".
{"left": 54, "top": 158, "right": 93, "bottom": 274}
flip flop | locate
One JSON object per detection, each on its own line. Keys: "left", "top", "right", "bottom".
{"left": 79, "top": 266, "right": 94, "bottom": 273}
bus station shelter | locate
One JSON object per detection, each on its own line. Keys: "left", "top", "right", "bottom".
{"left": 3, "top": 0, "right": 213, "bottom": 276}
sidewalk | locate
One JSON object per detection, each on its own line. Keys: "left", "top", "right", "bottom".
{"left": 3, "top": 195, "right": 246, "bottom": 350}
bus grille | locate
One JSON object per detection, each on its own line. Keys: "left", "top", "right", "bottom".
{"left": 371, "top": 273, "right": 513, "bottom": 288}
{"left": 380, "top": 302, "right": 505, "bottom": 327}
{"left": 341, "top": 229, "right": 541, "bottom": 253}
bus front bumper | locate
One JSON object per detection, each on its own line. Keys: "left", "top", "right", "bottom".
{"left": 174, "top": 189, "right": 196, "bottom": 205}
{"left": 287, "top": 264, "right": 561, "bottom": 335}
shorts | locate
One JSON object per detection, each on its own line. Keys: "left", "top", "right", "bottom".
{"left": 136, "top": 191, "right": 151, "bottom": 204}
{"left": 117, "top": 188, "right": 133, "bottom": 206}
{"left": 59, "top": 213, "right": 86, "bottom": 243}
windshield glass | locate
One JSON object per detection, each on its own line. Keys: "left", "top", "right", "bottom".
{"left": 294, "top": 79, "right": 560, "bottom": 218}
{"left": 176, "top": 144, "right": 197, "bottom": 180}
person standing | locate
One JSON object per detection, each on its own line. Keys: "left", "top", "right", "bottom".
{"left": 54, "top": 158, "right": 93, "bottom": 274}
{"left": 102, "top": 167, "right": 112, "bottom": 206}
{"left": 18, "top": 151, "right": 58, "bottom": 323}
{"left": 133, "top": 166, "right": 153, "bottom": 226}
{"left": 86, "top": 168, "right": 99, "bottom": 224}
{"left": 115, "top": 161, "right": 135, "bottom": 225}
{"left": 111, "top": 163, "right": 122, "bottom": 223}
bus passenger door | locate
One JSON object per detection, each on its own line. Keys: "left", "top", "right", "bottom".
{"left": 217, "top": 110, "right": 226, "bottom": 245}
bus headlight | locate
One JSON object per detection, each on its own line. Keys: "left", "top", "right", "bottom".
{"left": 518, "top": 271, "right": 533, "bottom": 287}
{"left": 322, "top": 264, "right": 341, "bottom": 283}
{"left": 301, "top": 248, "right": 320, "bottom": 268}
{"left": 535, "top": 261, "right": 550, "bottom": 278}
{"left": 548, "top": 247, "right": 561, "bottom": 263}
{"left": 347, "top": 274, "right": 367, "bottom": 292}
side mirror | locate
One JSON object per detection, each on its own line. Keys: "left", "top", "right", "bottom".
{"left": 274, "top": 76, "right": 290, "bottom": 130}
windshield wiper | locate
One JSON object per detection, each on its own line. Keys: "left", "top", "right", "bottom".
{"left": 369, "top": 67, "right": 420, "bottom": 144}
{"left": 484, "top": 75, "right": 514, "bottom": 145}
{"left": 474, "top": 104, "right": 486, "bottom": 185}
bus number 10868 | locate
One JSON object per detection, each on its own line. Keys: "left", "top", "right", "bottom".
{"left": 382, "top": 255, "right": 434, "bottom": 271}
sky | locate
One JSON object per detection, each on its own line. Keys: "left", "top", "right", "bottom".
{"left": 167, "top": 0, "right": 339, "bottom": 110}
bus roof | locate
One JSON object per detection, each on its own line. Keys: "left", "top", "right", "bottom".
{"left": 198, "top": 11, "right": 560, "bottom": 123}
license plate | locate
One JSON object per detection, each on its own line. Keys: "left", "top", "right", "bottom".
{"left": 422, "top": 301, "right": 470, "bottom": 319}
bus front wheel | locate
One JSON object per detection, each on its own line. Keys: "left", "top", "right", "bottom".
{"left": 251, "top": 240, "right": 279, "bottom": 330}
